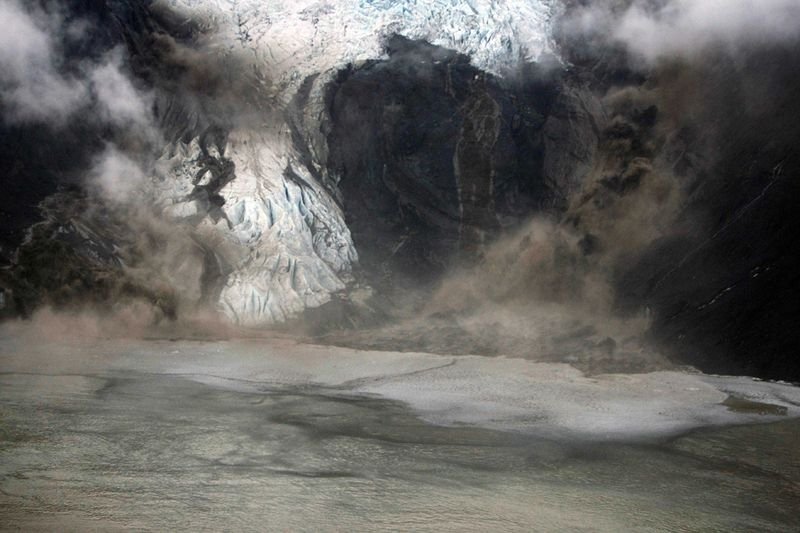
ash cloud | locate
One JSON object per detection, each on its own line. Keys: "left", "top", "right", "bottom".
{"left": 0, "top": 0, "right": 284, "bottom": 335}
{"left": 0, "top": 1, "right": 198, "bottom": 329}
{"left": 617, "top": 0, "right": 800, "bottom": 62}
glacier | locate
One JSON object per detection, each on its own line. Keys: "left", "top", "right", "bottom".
{"left": 147, "top": 0, "right": 562, "bottom": 325}
{"left": 159, "top": 0, "right": 561, "bottom": 80}
{"left": 153, "top": 124, "right": 358, "bottom": 325}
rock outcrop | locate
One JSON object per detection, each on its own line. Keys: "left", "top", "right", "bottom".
{"left": 323, "top": 36, "right": 594, "bottom": 290}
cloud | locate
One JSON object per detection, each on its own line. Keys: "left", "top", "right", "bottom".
{"left": 617, "top": 0, "right": 800, "bottom": 62}
{"left": 0, "top": 0, "right": 87, "bottom": 124}
{"left": 0, "top": 0, "right": 155, "bottom": 134}
{"left": 91, "top": 49, "right": 155, "bottom": 131}
{"left": 0, "top": 0, "right": 158, "bottom": 205}
{"left": 89, "top": 145, "right": 147, "bottom": 204}
{"left": 565, "top": 0, "right": 800, "bottom": 65}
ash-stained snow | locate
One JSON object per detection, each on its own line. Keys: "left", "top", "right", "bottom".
{"left": 3, "top": 333, "right": 800, "bottom": 530}
{"left": 3, "top": 334, "right": 800, "bottom": 440}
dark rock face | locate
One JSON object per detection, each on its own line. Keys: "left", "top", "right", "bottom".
{"left": 319, "top": 33, "right": 800, "bottom": 381}
{"left": 542, "top": 6, "right": 800, "bottom": 381}
{"left": 617, "top": 45, "right": 800, "bottom": 381}
{"left": 0, "top": 193, "right": 178, "bottom": 319}
{"left": 0, "top": 124, "right": 98, "bottom": 264}
{"left": 324, "top": 36, "right": 591, "bottom": 289}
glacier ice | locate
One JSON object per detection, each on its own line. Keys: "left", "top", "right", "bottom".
{"left": 160, "top": 0, "right": 561, "bottom": 79}
{"left": 154, "top": 125, "right": 357, "bottom": 325}
{"left": 145, "top": 0, "right": 560, "bottom": 325}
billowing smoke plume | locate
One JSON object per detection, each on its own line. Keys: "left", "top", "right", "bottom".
{"left": 0, "top": 1, "right": 188, "bottom": 330}
{"left": 91, "top": 49, "right": 157, "bottom": 136}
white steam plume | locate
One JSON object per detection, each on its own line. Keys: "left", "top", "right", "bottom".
{"left": 89, "top": 145, "right": 148, "bottom": 204}
{"left": 568, "top": 0, "right": 800, "bottom": 64}
{"left": 0, "top": 0, "right": 156, "bottom": 138}
{"left": 0, "top": 1, "right": 158, "bottom": 204}
{"left": 91, "top": 49, "right": 156, "bottom": 135}
{"left": 0, "top": 0, "right": 87, "bottom": 124}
